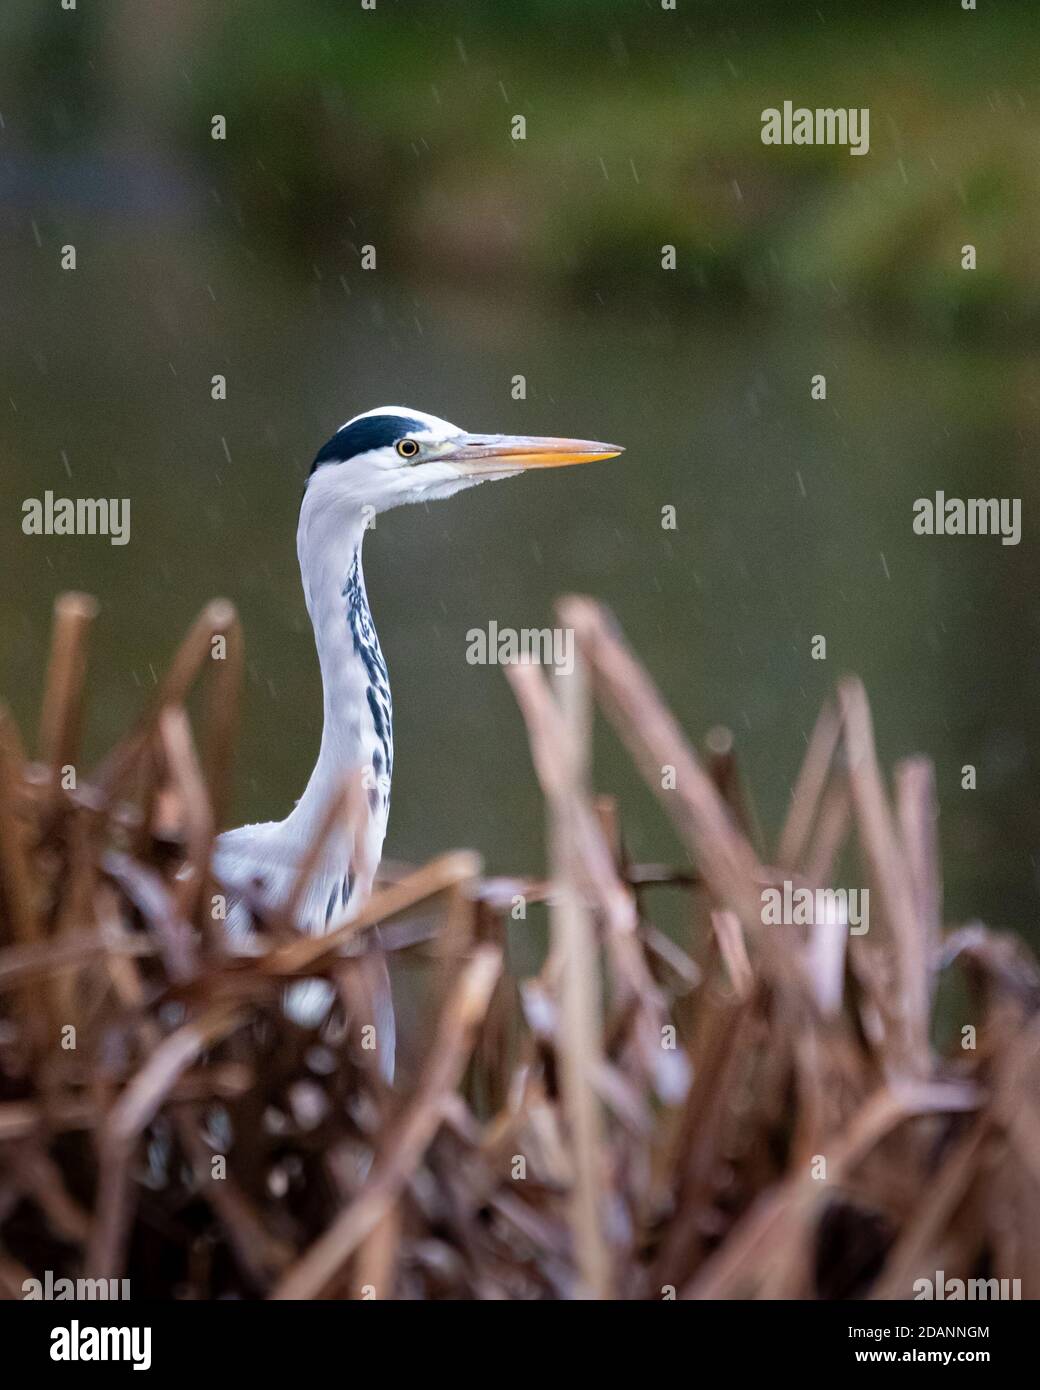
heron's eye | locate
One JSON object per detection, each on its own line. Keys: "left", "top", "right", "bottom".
{"left": 396, "top": 438, "right": 420, "bottom": 459}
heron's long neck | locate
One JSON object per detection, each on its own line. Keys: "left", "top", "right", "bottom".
{"left": 287, "top": 498, "right": 392, "bottom": 837}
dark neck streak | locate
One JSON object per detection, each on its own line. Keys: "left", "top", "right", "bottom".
{"left": 343, "top": 548, "right": 393, "bottom": 789}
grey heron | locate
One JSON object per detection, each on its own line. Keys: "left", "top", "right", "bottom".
{"left": 214, "top": 406, "right": 624, "bottom": 1079}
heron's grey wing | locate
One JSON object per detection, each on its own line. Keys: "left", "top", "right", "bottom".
{"left": 212, "top": 821, "right": 298, "bottom": 936}
{"left": 214, "top": 823, "right": 395, "bottom": 1081}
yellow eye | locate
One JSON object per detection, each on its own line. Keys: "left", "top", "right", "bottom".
{"left": 396, "top": 438, "right": 420, "bottom": 459}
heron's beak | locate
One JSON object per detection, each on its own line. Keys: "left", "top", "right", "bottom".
{"left": 442, "top": 433, "right": 625, "bottom": 474}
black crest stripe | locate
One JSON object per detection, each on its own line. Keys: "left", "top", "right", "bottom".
{"left": 310, "top": 414, "right": 426, "bottom": 474}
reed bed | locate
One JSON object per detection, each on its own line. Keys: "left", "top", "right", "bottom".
{"left": 0, "top": 592, "right": 1037, "bottom": 1300}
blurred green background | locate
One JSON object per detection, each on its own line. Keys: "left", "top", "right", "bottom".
{"left": 2, "top": 0, "right": 1038, "bottom": 952}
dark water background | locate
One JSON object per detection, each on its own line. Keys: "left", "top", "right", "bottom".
{"left": 2, "top": 1, "right": 1038, "bottom": 953}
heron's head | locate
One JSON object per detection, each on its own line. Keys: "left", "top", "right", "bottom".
{"left": 304, "top": 406, "right": 624, "bottom": 515}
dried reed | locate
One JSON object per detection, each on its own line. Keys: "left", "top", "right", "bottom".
{"left": 0, "top": 592, "right": 1037, "bottom": 1300}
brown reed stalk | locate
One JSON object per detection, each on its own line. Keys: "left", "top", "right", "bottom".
{"left": 1, "top": 591, "right": 1038, "bottom": 1304}
{"left": 37, "top": 592, "right": 98, "bottom": 812}
{"left": 508, "top": 659, "right": 612, "bottom": 1298}
{"left": 270, "top": 945, "right": 502, "bottom": 1299}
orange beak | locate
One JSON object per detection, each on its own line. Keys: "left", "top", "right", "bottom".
{"left": 442, "top": 433, "right": 625, "bottom": 473}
